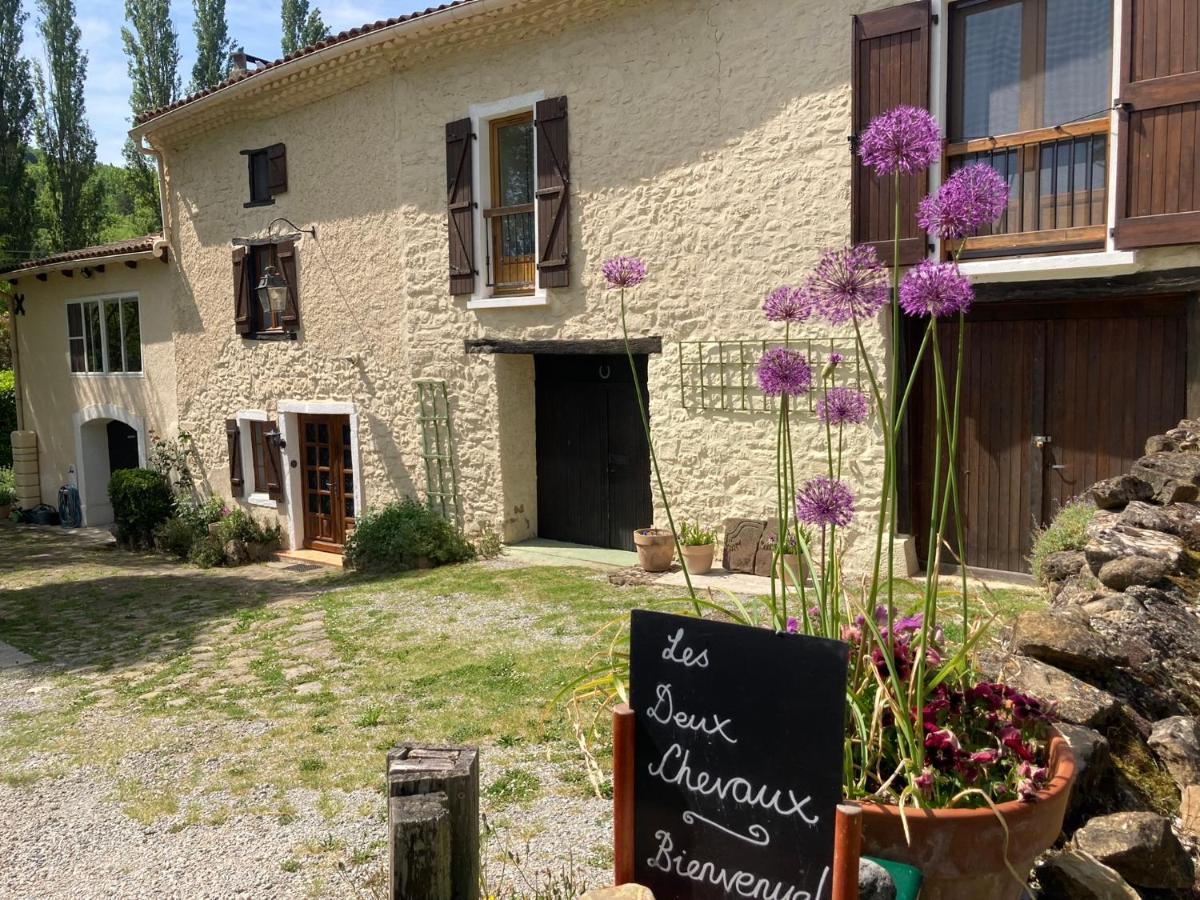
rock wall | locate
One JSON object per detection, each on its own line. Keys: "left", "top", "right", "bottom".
{"left": 1000, "top": 419, "right": 1200, "bottom": 897}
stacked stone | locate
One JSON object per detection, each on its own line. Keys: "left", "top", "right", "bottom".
{"left": 1005, "top": 419, "right": 1200, "bottom": 897}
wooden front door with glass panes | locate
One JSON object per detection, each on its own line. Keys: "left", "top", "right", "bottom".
{"left": 486, "top": 112, "right": 535, "bottom": 294}
{"left": 299, "top": 414, "right": 355, "bottom": 552}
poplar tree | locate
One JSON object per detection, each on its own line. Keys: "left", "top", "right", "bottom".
{"left": 281, "top": 0, "right": 329, "bottom": 56}
{"left": 0, "top": 0, "right": 35, "bottom": 271}
{"left": 121, "top": 0, "right": 180, "bottom": 233}
{"left": 190, "top": 0, "right": 233, "bottom": 93}
{"left": 34, "top": 0, "right": 101, "bottom": 251}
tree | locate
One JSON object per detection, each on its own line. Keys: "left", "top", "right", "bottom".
{"left": 190, "top": 0, "right": 233, "bottom": 93}
{"left": 121, "top": 0, "right": 179, "bottom": 234}
{"left": 0, "top": 0, "right": 35, "bottom": 273}
{"left": 281, "top": 0, "right": 329, "bottom": 57}
{"left": 34, "top": 0, "right": 100, "bottom": 252}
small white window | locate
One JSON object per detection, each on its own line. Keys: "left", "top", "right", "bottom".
{"left": 67, "top": 296, "right": 142, "bottom": 374}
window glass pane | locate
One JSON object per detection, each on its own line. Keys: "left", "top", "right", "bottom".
{"left": 955, "top": 2, "right": 1022, "bottom": 139}
{"left": 495, "top": 120, "right": 533, "bottom": 206}
{"left": 1042, "top": 0, "right": 1111, "bottom": 127}
{"left": 121, "top": 299, "right": 141, "bottom": 372}
{"left": 67, "top": 303, "right": 82, "bottom": 338}
{"left": 69, "top": 338, "right": 85, "bottom": 373}
{"left": 250, "top": 150, "right": 271, "bottom": 202}
{"left": 251, "top": 422, "right": 268, "bottom": 491}
{"left": 83, "top": 301, "right": 104, "bottom": 372}
{"left": 104, "top": 300, "right": 124, "bottom": 372}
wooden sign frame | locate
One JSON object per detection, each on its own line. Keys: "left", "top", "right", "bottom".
{"left": 612, "top": 703, "right": 861, "bottom": 899}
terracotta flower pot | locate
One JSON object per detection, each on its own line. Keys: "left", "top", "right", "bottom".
{"left": 859, "top": 734, "right": 1076, "bottom": 900}
{"left": 775, "top": 552, "right": 807, "bottom": 587}
{"left": 680, "top": 543, "right": 715, "bottom": 575}
{"left": 633, "top": 528, "right": 675, "bottom": 573}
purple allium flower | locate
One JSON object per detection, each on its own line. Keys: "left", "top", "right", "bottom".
{"left": 795, "top": 476, "right": 855, "bottom": 528}
{"left": 918, "top": 163, "right": 1009, "bottom": 239}
{"left": 785, "top": 616, "right": 799, "bottom": 634}
{"left": 763, "top": 284, "right": 811, "bottom": 323}
{"left": 756, "top": 348, "right": 813, "bottom": 397}
{"left": 600, "top": 256, "right": 647, "bottom": 289}
{"left": 858, "top": 105, "right": 942, "bottom": 176}
{"left": 828, "top": 351, "right": 844, "bottom": 367}
{"left": 817, "top": 387, "right": 869, "bottom": 426}
{"left": 804, "top": 245, "right": 888, "bottom": 326}
{"left": 899, "top": 260, "right": 974, "bottom": 318}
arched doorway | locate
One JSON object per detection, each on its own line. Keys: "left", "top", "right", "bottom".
{"left": 73, "top": 405, "right": 147, "bottom": 526}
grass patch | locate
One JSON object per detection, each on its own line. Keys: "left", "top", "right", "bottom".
{"left": 485, "top": 767, "right": 541, "bottom": 806}
{"left": 1030, "top": 499, "right": 1096, "bottom": 584}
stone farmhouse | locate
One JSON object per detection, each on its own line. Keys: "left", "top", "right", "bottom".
{"left": 3, "top": 0, "right": 1198, "bottom": 574}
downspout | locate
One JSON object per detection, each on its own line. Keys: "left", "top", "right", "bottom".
{"left": 135, "top": 133, "right": 172, "bottom": 249}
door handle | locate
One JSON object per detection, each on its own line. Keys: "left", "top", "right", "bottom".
{"left": 1032, "top": 435, "right": 1052, "bottom": 449}
{"left": 1050, "top": 464, "right": 1066, "bottom": 470}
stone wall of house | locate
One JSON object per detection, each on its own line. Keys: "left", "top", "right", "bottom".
{"left": 992, "top": 420, "right": 1200, "bottom": 896}
{"left": 159, "top": 0, "right": 894, "bottom": 560}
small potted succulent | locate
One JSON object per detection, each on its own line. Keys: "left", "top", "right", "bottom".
{"left": 677, "top": 520, "right": 717, "bottom": 575}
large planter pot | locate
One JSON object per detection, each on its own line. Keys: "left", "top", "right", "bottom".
{"left": 680, "top": 543, "right": 715, "bottom": 575}
{"left": 860, "top": 734, "right": 1076, "bottom": 900}
{"left": 634, "top": 528, "right": 675, "bottom": 573}
{"left": 775, "top": 552, "right": 807, "bottom": 587}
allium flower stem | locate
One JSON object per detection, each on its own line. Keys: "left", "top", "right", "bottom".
{"left": 618, "top": 287, "right": 697, "bottom": 612}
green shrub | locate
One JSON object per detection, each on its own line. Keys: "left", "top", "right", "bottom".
{"left": 153, "top": 517, "right": 198, "bottom": 559}
{"left": 109, "top": 468, "right": 174, "bottom": 548}
{"left": 0, "top": 371, "right": 13, "bottom": 468}
{"left": 1030, "top": 498, "right": 1097, "bottom": 584}
{"left": 214, "top": 508, "right": 281, "bottom": 547}
{"left": 175, "top": 496, "right": 227, "bottom": 533}
{"left": 344, "top": 497, "right": 475, "bottom": 572}
{"left": 153, "top": 497, "right": 228, "bottom": 560}
{"left": 0, "top": 467, "right": 14, "bottom": 506}
{"left": 188, "top": 536, "right": 226, "bottom": 569}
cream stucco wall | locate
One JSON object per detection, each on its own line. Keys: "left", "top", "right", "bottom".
{"left": 153, "top": 0, "right": 896, "bottom": 559}
{"left": 11, "top": 261, "right": 179, "bottom": 524}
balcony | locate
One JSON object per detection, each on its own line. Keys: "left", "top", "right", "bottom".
{"left": 484, "top": 204, "right": 536, "bottom": 294}
{"left": 944, "top": 118, "right": 1109, "bottom": 259}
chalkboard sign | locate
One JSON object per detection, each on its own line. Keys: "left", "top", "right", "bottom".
{"left": 630, "top": 609, "right": 848, "bottom": 900}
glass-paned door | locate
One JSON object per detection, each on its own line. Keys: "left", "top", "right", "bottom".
{"left": 299, "top": 414, "right": 354, "bottom": 552}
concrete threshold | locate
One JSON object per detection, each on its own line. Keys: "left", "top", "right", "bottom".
{"left": 505, "top": 538, "right": 638, "bottom": 569}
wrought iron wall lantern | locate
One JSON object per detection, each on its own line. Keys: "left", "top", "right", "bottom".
{"left": 256, "top": 265, "right": 288, "bottom": 319}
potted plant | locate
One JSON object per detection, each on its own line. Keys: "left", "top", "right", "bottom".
{"left": 770, "top": 526, "right": 811, "bottom": 587}
{"left": 633, "top": 527, "right": 675, "bottom": 573}
{"left": 677, "top": 520, "right": 717, "bottom": 575}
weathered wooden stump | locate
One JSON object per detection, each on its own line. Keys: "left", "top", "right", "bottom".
{"left": 387, "top": 743, "right": 479, "bottom": 900}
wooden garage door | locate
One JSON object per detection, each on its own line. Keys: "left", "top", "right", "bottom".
{"left": 910, "top": 297, "right": 1187, "bottom": 573}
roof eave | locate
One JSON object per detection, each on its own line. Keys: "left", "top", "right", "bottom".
{"left": 3, "top": 240, "right": 169, "bottom": 283}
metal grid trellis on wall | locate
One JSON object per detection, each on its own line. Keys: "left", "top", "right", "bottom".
{"left": 678, "top": 339, "right": 863, "bottom": 415}
{"left": 416, "top": 380, "right": 461, "bottom": 526}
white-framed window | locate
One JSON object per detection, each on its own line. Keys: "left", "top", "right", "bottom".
{"left": 468, "top": 90, "right": 548, "bottom": 309}
{"left": 236, "top": 409, "right": 278, "bottom": 508}
{"left": 67, "top": 295, "right": 142, "bottom": 374}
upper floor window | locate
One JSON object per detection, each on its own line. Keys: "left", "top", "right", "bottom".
{"left": 67, "top": 296, "right": 141, "bottom": 374}
{"left": 242, "top": 143, "right": 288, "bottom": 207}
{"left": 231, "top": 239, "right": 300, "bottom": 338}
{"left": 486, "top": 112, "right": 536, "bottom": 295}
{"left": 949, "top": 0, "right": 1113, "bottom": 141}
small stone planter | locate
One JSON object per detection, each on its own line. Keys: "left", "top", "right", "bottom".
{"left": 680, "top": 543, "right": 715, "bottom": 575}
{"left": 634, "top": 528, "right": 675, "bottom": 572}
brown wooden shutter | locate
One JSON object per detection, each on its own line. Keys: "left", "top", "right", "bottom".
{"left": 263, "top": 420, "right": 285, "bottom": 502}
{"left": 445, "top": 118, "right": 476, "bottom": 295}
{"left": 226, "top": 418, "right": 244, "bottom": 497}
{"left": 267, "top": 143, "right": 288, "bottom": 194}
{"left": 1114, "top": 0, "right": 1200, "bottom": 249}
{"left": 232, "top": 245, "right": 252, "bottom": 335}
{"left": 535, "top": 96, "right": 570, "bottom": 288}
{"left": 850, "top": 2, "right": 932, "bottom": 266}
{"left": 276, "top": 239, "right": 301, "bottom": 331}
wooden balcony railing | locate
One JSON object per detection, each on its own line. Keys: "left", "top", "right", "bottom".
{"left": 944, "top": 117, "right": 1110, "bottom": 258}
{"left": 484, "top": 203, "right": 536, "bottom": 294}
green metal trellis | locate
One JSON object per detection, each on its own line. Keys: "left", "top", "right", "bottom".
{"left": 416, "top": 380, "right": 461, "bottom": 526}
{"left": 677, "top": 339, "right": 863, "bottom": 415}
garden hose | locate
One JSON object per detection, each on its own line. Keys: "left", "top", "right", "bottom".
{"left": 58, "top": 485, "right": 81, "bottom": 528}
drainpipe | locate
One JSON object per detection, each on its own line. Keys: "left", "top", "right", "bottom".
{"left": 135, "top": 132, "right": 172, "bottom": 249}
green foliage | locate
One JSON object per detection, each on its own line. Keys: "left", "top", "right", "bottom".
{"left": 474, "top": 524, "right": 503, "bottom": 559}
{"left": 0, "top": 369, "right": 14, "bottom": 467}
{"left": 148, "top": 431, "right": 196, "bottom": 494}
{"left": 484, "top": 767, "right": 540, "bottom": 806}
{"left": 213, "top": 508, "right": 280, "bottom": 547}
{"left": 280, "top": 0, "right": 329, "bottom": 56}
{"left": 0, "top": 467, "right": 14, "bottom": 506}
{"left": 152, "top": 516, "right": 199, "bottom": 559}
{"left": 187, "top": 536, "right": 225, "bottom": 568}
{"left": 152, "top": 496, "right": 225, "bottom": 559}
{"left": 190, "top": 0, "right": 233, "bottom": 93}
{"left": 1030, "top": 498, "right": 1097, "bottom": 584}
{"left": 343, "top": 497, "right": 475, "bottom": 572}
{"left": 678, "top": 520, "right": 716, "bottom": 546}
{"left": 0, "top": 0, "right": 35, "bottom": 274}
{"left": 108, "top": 467, "right": 173, "bottom": 548}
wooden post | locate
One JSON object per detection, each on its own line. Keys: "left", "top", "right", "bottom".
{"left": 387, "top": 743, "right": 479, "bottom": 900}
{"left": 612, "top": 703, "right": 636, "bottom": 886}
{"left": 831, "top": 803, "right": 862, "bottom": 900}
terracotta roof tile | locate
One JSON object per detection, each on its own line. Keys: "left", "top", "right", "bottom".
{"left": 133, "top": 1, "right": 470, "bottom": 126}
{"left": 1, "top": 236, "right": 161, "bottom": 276}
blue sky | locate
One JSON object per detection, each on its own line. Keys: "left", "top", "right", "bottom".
{"left": 19, "top": 1, "right": 428, "bottom": 165}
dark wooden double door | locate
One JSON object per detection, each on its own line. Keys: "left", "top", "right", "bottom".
{"left": 910, "top": 297, "right": 1188, "bottom": 573}
{"left": 535, "top": 354, "right": 653, "bottom": 551}
{"left": 299, "top": 414, "right": 356, "bottom": 553}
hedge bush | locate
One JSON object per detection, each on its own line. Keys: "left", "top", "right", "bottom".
{"left": 0, "top": 370, "right": 14, "bottom": 468}
{"left": 214, "top": 508, "right": 281, "bottom": 547}
{"left": 109, "top": 468, "right": 174, "bottom": 548}
{"left": 344, "top": 497, "right": 474, "bottom": 572}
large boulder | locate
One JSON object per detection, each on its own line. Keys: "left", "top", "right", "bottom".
{"left": 1057, "top": 723, "right": 1113, "bottom": 826}
{"left": 1090, "top": 474, "right": 1153, "bottom": 511}
{"left": 1145, "top": 420, "right": 1200, "bottom": 454}
{"left": 1129, "top": 451, "right": 1200, "bottom": 504}
{"left": 1040, "top": 550, "right": 1087, "bottom": 584}
{"left": 1036, "top": 848, "right": 1140, "bottom": 899}
{"left": 1083, "top": 522, "right": 1185, "bottom": 575}
{"left": 1073, "top": 812, "right": 1196, "bottom": 889}
{"left": 1119, "top": 500, "right": 1200, "bottom": 550}
{"left": 1011, "top": 611, "right": 1127, "bottom": 677}
{"left": 1096, "top": 554, "right": 1173, "bottom": 591}
{"left": 1147, "top": 716, "right": 1200, "bottom": 791}
{"left": 998, "top": 656, "right": 1121, "bottom": 728}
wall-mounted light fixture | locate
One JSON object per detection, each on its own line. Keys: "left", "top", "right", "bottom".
{"left": 256, "top": 265, "right": 289, "bottom": 320}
